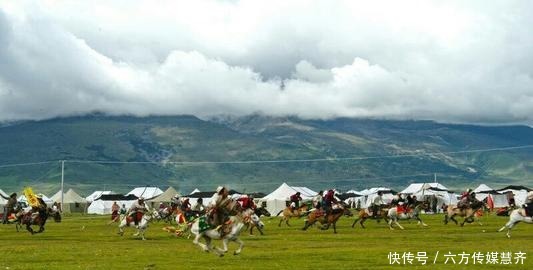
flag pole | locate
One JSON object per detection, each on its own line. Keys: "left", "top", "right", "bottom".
{"left": 61, "top": 160, "right": 65, "bottom": 212}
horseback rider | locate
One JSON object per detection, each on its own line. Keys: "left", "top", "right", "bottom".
{"left": 370, "top": 191, "right": 385, "bottom": 217}
{"left": 289, "top": 192, "right": 302, "bottom": 212}
{"left": 458, "top": 188, "right": 473, "bottom": 210}
{"left": 237, "top": 194, "right": 255, "bottom": 210}
{"left": 1, "top": 192, "right": 17, "bottom": 224}
{"left": 208, "top": 186, "right": 231, "bottom": 231}
{"left": 30, "top": 195, "right": 47, "bottom": 223}
{"left": 323, "top": 189, "right": 338, "bottom": 215}
{"left": 522, "top": 191, "right": 533, "bottom": 217}
{"left": 128, "top": 197, "right": 148, "bottom": 226}
{"left": 192, "top": 198, "right": 205, "bottom": 215}
{"left": 406, "top": 194, "right": 416, "bottom": 211}
{"left": 180, "top": 198, "right": 193, "bottom": 220}
{"left": 313, "top": 191, "right": 324, "bottom": 215}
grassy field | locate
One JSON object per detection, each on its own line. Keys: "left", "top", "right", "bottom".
{"left": 0, "top": 212, "right": 531, "bottom": 270}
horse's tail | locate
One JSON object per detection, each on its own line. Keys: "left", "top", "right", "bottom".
{"left": 276, "top": 210, "right": 283, "bottom": 217}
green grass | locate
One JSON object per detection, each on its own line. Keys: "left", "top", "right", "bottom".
{"left": 0, "top": 213, "right": 531, "bottom": 269}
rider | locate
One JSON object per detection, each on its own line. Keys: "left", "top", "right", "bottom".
{"left": 523, "top": 191, "right": 533, "bottom": 217}
{"left": 313, "top": 191, "right": 324, "bottom": 214}
{"left": 370, "top": 191, "right": 385, "bottom": 217}
{"left": 323, "top": 189, "right": 337, "bottom": 215}
{"left": 128, "top": 197, "right": 148, "bottom": 226}
{"left": 192, "top": 198, "right": 205, "bottom": 214}
{"left": 237, "top": 194, "right": 255, "bottom": 210}
{"left": 1, "top": 192, "right": 17, "bottom": 224}
{"left": 289, "top": 192, "right": 302, "bottom": 212}
{"left": 180, "top": 198, "right": 193, "bottom": 219}
{"left": 406, "top": 194, "right": 416, "bottom": 211}
{"left": 458, "top": 188, "right": 473, "bottom": 210}
{"left": 208, "top": 186, "right": 231, "bottom": 230}
{"left": 30, "top": 195, "right": 47, "bottom": 223}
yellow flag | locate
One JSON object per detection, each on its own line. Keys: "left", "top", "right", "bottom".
{"left": 24, "top": 187, "right": 40, "bottom": 207}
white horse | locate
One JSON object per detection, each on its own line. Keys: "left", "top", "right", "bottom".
{"left": 498, "top": 208, "right": 532, "bottom": 238}
{"left": 191, "top": 215, "right": 245, "bottom": 256}
{"left": 118, "top": 210, "right": 159, "bottom": 240}
{"left": 387, "top": 203, "right": 428, "bottom": 230}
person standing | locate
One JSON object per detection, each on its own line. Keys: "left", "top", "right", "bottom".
{"left": 1, "top": 193, "right": 17, "bottom": 224}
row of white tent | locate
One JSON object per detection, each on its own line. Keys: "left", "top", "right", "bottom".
{"left": 1, "top": 183, "right": 530, "bottom": 215}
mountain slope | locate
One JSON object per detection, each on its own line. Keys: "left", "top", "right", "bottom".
{"left": 0, "top": 114, "right": 531, "bottom": 195}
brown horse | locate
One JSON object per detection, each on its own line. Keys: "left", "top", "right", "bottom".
{"left": 444, "top": 200, "right": 484, "bottom": 227}
{"left": 15, "top": 208, "right": 51, "bottom": 234}
{"left": 302, "top": 203, "right": 353, "bottom": 233}
{"left": 351, "top": 207, "right": 389, "bottom": 228}
{"left": 278, "top": 204, "right": 309, "bottom": 227}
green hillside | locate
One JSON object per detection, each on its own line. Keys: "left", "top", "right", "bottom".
{"left": 0, "top": 114, "right": 532, "bottom": 195}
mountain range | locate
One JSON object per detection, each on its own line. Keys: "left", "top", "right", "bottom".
{"left": 1, "top": 114, "right": 532, "bottom": 195}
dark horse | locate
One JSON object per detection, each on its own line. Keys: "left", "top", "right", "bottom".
{"left": 15, "top": 208, "right": 51, "bottom": 234}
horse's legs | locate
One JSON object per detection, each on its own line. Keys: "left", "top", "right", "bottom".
{"left": 443, "top": 214, "right": 448, "bottom": 225}
{"left": 351, "top": 218, "right": 360, "bottom": 228}
{"left": 394, "top": 220, "right": 405, "bottom": 230}
{"left": 360, "top": 218, "right": 367, "bottom": 228}
{"left": 450, "top": 216, "right": 458, "bottom": 225}
{"left": 278, "top": 218, "right": 283, "bottom": 227}
{"left": 388, "top": 218, "right": 394, "bottom": 230}
{"left": 332, "top": 222, "right": 337, "bottom": 234}
{"left": 415, "top": 216, "right": 428, "bottom": 227}
{"left": 233, "top": 238, "right": 244, "bottom": 255}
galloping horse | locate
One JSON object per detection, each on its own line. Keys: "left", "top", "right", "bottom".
{"left": 387, "top": 202, "right": 428, "bottom": 230}
{"left": 498, "top": 208, "right": 532, "bottom": 238}
{"left": 118, "top": 209, "right": 159, "bottom": 240}
{"left": 15, "top": 207, "right": 51, "bottom": 234}
{"left": 351, "top": 207, "right": 389, "bottom": 228}
{"left": 278, "top": 204, "right": 309, "bottom": 227}
{"left": 242, "top": 208, "right": 265, "bottom": 235}
{"left": 444, "top": 200, "right": 484, "bottom": 227}
{"left": 302, "top": 203, "right": 353, "bottom": 234}
{"left": 191, "top": 215, "right": 245, "bottom": 256}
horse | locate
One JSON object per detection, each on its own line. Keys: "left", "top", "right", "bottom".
{"left": 157, "top": 205, "right": 176, "bottom": 224}
{"left": 387, "top": 202, "right": 428, "bottom": 230}
{"left": 351, "top": 207, "right": 389, "bottom": 228}
{"left": 254, "top": 206, "right": 271, "bottom": 218}
{"left": 278, "top": 203, "right": 310, "bottom": 227}
{"left": 242, "top": 208, "right": 265, "bottom": 235}
{"left": 302, "top": 203, "right": 353, "bottom": 234}
{"left": 15, "top": 207, "right": 51, "bottom": 234}
{"left": 191, "top": 215, "right": 245, "bottom": 256}
{"left": 444, "top": 200, "right": 484, "bottom": 227}
{"left": 118, "top": 209, "right": 159, "bottom": 240}
{"left": 498, "top": 208, "right": 532, "bottom": 238}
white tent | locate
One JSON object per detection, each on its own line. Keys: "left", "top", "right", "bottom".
{"left": 473, "top": 184, "right": 498, "bottom": 201}
{"left": 86, "top": 191, "right": 114, "bottom": 203}
{"left": 360, "top": 187, "right": 395, "bottom": 208}
{"left": 190, "top": 188, "right": 201, "bottom": 194}
{"left": 0, "top": 189, "right": 9, "bottom": 211}
{"left": 499, "top": 188, "right": 528, "bottom": 206}
{"left": 50, "top": 189, "right": 87, "bottom": 213}
{"left": 127, "top": 187, "right": 163, "bottom": 200}
{"left": 399, "top": 183, "right": 457, "bottom": 210}
{"left": 259, "top": 183, "right": 317, "bottom": 216}
{"left": 87, "top": 199, "right": 135, "bottom": 215}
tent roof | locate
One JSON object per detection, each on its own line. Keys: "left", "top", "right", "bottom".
{"left": 148, "top": 187, "right": 180, "bottom": 202}
{"left": 496, "top": 185, "right": 531, "bottom": 192}
{"left": 359, "top": 187, "right": 395, "bottom": 196}
{"left": 473, "top": 184, "right": 497, "bottom": 194}
{"left": 190, "top": 188, "right": 201, "bottom": 194}
{"left": 86, "top": 191, "right": 115, "bottom": 202}
{"left": 187, "top": 189, "right": 242, "bottom": 198}
{"left": 18, "top": 194, "right": 53, "bottom": 203}
{"left": 0, "top": 189, "right": 8, "bottom": 198}
{"left": 262, "top": 183, "right": 317, "bottom": 200}
{"left": 400, "top": 183, "right": 448, "bottom": 194}
{"left": 127, "top": 187, "right": 164, "bottom": 199}
{"left": 51, "top": 188, "right": 86, "bottom": 203}
{"left": 98, "top": 194, "right": 138, "bottom": 201}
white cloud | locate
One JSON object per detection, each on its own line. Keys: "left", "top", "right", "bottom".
{"left": 0, "top": 0, "right": 532, "bottom": 124}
